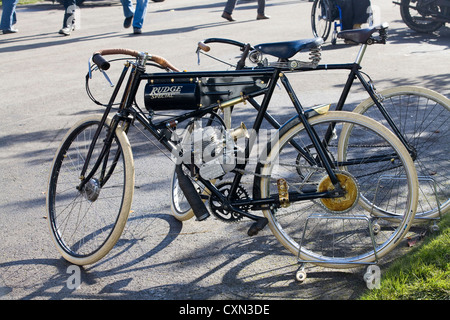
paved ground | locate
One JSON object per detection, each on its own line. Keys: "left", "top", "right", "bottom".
{"left": 0, "top": 0, "right": 449, "bottom": 304}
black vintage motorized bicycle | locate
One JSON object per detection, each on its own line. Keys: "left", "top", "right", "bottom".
{"left": 46, "top": 25, "right": 421, "bottom": 280}
{"left": 394, "top": 0, "right": 450, "bottom": 32}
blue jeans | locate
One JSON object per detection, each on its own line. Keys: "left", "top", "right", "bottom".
{"left": 0, "top": 0, "right": 19, "bottom": 31}
{"left": 121, "top": 0, "right": 149, "bottom": 29}
{"left": 224, "top": 0, "right": 266, "bottom": 15}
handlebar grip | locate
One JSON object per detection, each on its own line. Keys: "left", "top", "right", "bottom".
{"left": 92, "top": 49, "right": 180, "bottom": 72}
{"left": 150, "top": 55, "right": 181, "bottom": 72}
{"left": 92, "top": 49, "right": 139, "bottom": 70}
{"left": 197, "top": 41, "right": 211, "bottom": 52}
{"left": 92, "top": 53, "right": 110, "bottom": 70}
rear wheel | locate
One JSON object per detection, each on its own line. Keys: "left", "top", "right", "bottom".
{"left": 255, "top": 111, "right": 418, "bottom": 268}
{"left": 352, "top": 86, "right": 450, "bottom": 219}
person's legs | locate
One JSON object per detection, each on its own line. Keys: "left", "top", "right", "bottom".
{"left": 351, "top": 0, "right": 371, "bottom": 26}
{"left": 132, "top": 0, "right": 149, "bottom": 29}
{"left": 62, "top": 0, "right": 77, "bottom": 28}
{"left": 222, "top": 0, "right": 237, "bottom": 21}
{"left": 121, "top": 0, "right": 135, "bottom": 18}
{"left": 256, "top": 0, "right": 269, "bottom": 19}
{"left": 338, "top": 0, "right": 353, "bottom": 30}
{"left": 0, "top": 0, "right": 19, "bottom": 31}
{"left": 224, "top": 0, "right": 238, "bottom": 15}
{"left": 257, "top": 0, "right": 265, "bottom": 15}
{"left": 59, "top": 0, "right": 77, "bottom": 35}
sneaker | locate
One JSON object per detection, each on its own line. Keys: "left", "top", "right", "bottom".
{"left": 123, "top": 15, "right": 133, "bottom": 28}
{"left": 59, "top": 25, "right": 74, "bottom": 36}
{"left": 2, "top": 28, "right": 18, "bottom": 34}
{"left": 133, "top": 27, "right": 142, "bottom": 34}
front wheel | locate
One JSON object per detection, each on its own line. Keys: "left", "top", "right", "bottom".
{"left": 46, "top": 115, "right": 135, "bottom": 265}
{"left": 255, "top": 111, "right": 418, "bottom": 268}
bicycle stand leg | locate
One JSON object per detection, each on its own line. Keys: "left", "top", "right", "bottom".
{"left": 295, "top": 213, "right": 379, "bottom": 282}
{"left": 372, "top": 175, "right": 442, "bottom": 226}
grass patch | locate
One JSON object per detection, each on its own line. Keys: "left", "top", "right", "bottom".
{"left": 360, "top": 213, "right": 450, "bottom": 300}
{"left": 1, "top": 0, "right": 43, "bottom": 6}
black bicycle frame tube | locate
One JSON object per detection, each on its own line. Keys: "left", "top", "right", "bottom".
{"left": 227, "top": 69, "right": 281, "bottom": 201}
{"left": 297, "top": 62, "right": 413, "bottom": 153}
{"left": 139, "top": 66, "right": 344, "bottom": 209}
{"left": 279, "top": 72, "right": 341, "bottom": 187}
{"left": 354, "top": 71, "right": 414, "bottom": 153}
{"left": 81, "top": 63, "right": 347, "bottom": 213}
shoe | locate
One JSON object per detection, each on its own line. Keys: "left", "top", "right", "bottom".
{"left": 257, "top": 14, "right": 270, "bottom": 20}
{"left": 221, "top": 12, "right": 235, "bottom": 22}
{"left": 123, "top": 15, "right": 133, "bottom": 28}
{"left": 133, "top": 27, "right": 142, "bottom": 34}
{"left": 2, "top": 28, "right": 18, "bottom": 34}
{"left": 58, "top": 25, "right": 74, "bottom": 36}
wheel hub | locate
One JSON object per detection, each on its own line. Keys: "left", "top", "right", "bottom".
{"left": 318, "top": 172, "right": 359, "bottom": 213}
{"left": 83, "top": 178, "right": 101, "bottom": 202}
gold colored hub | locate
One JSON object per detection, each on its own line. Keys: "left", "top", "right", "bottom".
{"left": 318, "top": 172, "right": 359, "bottom": 213}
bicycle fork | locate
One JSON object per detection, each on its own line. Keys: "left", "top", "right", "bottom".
{"left": 77, "top": 62, "right": 135, "bottom": 192}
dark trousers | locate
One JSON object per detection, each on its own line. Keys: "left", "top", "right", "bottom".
{"left": 62, "top": 0, "right": 77, "bottom": 28}
{"left": 338, "top": 0, "right": 371, "bottom": 30}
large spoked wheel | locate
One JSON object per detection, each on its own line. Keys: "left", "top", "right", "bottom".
{"left": 256, "top": 112, "right": 418, "bottom": 268}
{"left": 400, "top": 0, "right": 445, "bottom": 33}
{"left": 46, "top": 115, "right": 134, "bottom": 266}
{"left": 311, "top": 0, "right": 334, "bottom": 41}
{"left": 352, "top": 86, "right": 450, "bottom": 219}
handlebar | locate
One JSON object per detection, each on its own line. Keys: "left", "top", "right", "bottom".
{"left": 92, "top": 48, "right": 181, "bottom": 72}
{"left": 197, "top": 38, "right": 250, "bottom": 53}
{"left": 196, "top": 38, "right": 255, "bottom": 70}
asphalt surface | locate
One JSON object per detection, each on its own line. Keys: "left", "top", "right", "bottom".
{"left": 0, "top": 0, "right": 449, "bottom": 304}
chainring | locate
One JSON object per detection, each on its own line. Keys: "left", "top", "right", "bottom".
{"left": 209, "top": 182, "right": 249, "bottom": 223}
{"left": 317, "top": 171, "right": 359, "bottom": 213}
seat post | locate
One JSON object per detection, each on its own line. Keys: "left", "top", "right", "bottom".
{"left": 355, "top": 43, "right": 368, "bottom": 65}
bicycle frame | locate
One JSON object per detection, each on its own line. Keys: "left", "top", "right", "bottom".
{"left": 80, "top": 57, "right": 346, "bottom": 222}
{"left": 296, "top": 48, "right": 415, "bottom": 158}
{"left": 197, "top": 37, "right": 415, "bottom": 160}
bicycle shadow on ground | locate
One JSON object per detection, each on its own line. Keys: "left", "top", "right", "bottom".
{"left": 386, "top": 25, "right": 450, "bottom": 46}
{"left": 0, "top": 212, "right": 183, "bottom": 299}
{"left": 374, "top": 73, "right": 450, "bottom": 97}
{"left": 0, "top": 209, "right": 374, "bottom": 300}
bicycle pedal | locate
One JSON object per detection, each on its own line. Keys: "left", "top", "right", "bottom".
{"left": 247, "top": 218, "right": 268, "bottom": 236}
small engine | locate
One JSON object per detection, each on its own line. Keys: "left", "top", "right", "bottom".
{"left": 179, "top": 123, "right": 235, "bottom": 180}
